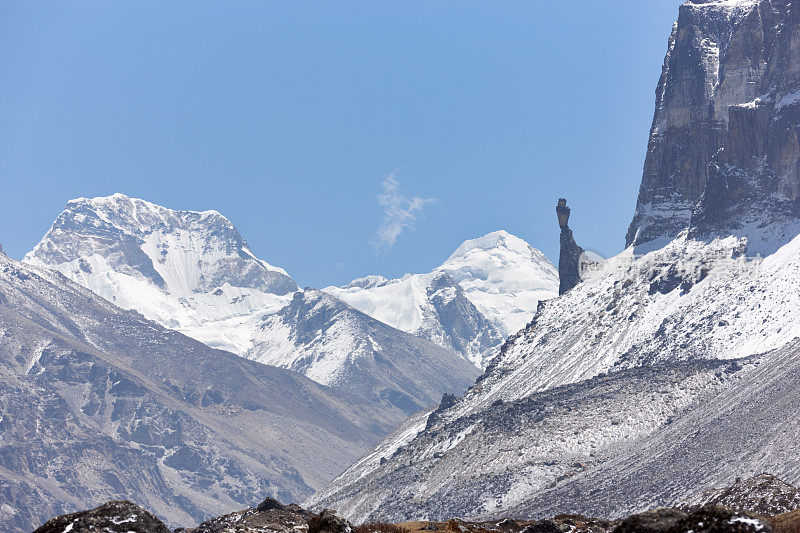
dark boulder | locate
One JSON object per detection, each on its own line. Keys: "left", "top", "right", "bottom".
{"left": 192, "top": 499, "right": 314, "bottom": 532}
{"left": 32, "top": 500, "right": 170, "bottom": 533}
{"left": 614, "top": 505, "right": 772, "bottom": 533}
{"left": 673, "top": 505, "right": 772, "bottom": 533}
{"left": 520, "top": 519, "right": 561, "bottom": 533}
{"left": 308, "top": 509, "right": 353, "bottom": 533}
{"left": 257, "top": 497, "right": 287, "bottom": 512}
{"left": 614, "top": 508, "right": 687, "bottom": 533}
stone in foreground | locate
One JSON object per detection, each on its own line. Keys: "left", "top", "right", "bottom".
{"left": 33, "top": 500, "right": 170, "bottom": 533}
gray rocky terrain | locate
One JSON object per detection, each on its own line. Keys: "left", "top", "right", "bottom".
{"left": 0, "top": 252, "right": 396, "bottom": 532}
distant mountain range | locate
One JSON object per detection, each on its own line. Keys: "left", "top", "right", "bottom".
{"left": 325, "top": 230, "right": 558, "bottom": 368}
{"left": 24, "top": 194, "right": 558, "bottom": 412}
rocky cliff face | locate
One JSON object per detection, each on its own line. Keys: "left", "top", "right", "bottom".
{"left": 627, "top": 0, "right": 800, "bottom": 254}
{"left": 426, "top": 271, "right": 505, "bottom": 360}
{"left": 558, "top": 226, "right": 583, "bottom": 294}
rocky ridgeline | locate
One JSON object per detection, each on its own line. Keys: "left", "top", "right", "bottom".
{"left": 32, "top": 479, "right": 800, "bottom": 533}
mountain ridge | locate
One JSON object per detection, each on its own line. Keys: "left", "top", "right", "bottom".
{"left": 23, "top": 194, "right": 482, "bottom": 418}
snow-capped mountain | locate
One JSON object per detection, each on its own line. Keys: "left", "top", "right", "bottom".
{"left": 25, "top": 193, "right": 297, "bottom": 354}
{"left": 438, "top": 231, "right": 559, "bottom": 336}
{"left": 309, "top": 0, "right": 800, "bottom": 522}
{"left": 25, "top": 194, "right": 477, "bottom": 417}
{"left": 248, "top": 289, "right": 479, "bottom": 414}
{"left": 324, "top": 231, "right": 559, "bottom": 367}
{"left": 0, "top": 253, "right": 393, "bottom": 532}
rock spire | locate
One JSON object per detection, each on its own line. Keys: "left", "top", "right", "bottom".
{"left": 556, "top": 198, "right": 583, "bottom": 295}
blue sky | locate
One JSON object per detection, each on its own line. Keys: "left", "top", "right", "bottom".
{"left": 0, "top": 1, "right": 682, "bottom": 288}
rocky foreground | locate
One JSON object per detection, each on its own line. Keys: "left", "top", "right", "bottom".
{"left": 31, "top": 474, "right": 800, "bottom": 533}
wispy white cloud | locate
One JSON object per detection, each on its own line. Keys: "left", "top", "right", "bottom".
{"left": 371, "top": 171, "right": 437, "bottom": 253}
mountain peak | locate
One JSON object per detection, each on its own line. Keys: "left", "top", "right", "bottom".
{"left": 24, "top": 195, "right": 298, "bottom": 353}
{"left": 685, "top": 0, "right": 758, "bottom": 8}
{"left": 62, "top": 193, "right": 229, "bottom": 233}
{"left": 27, "top": 195, "right": 294, "bottom": 288}
{"left": 326, "top": 230, "right": 558, "bottom": 366}
{"left": 442, "top": 230, "right": 529, "bottom": 263}
{"left": 83, "top": 192, "right": 222, "bottom": 216}
{"left": 438, "top": 230, "right": 558, "bottom": 336}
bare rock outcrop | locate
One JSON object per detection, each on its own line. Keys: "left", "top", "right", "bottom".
{"left": 556, "top": 198, "right": 584, "bottom": 295}
{"left": 32, "top": 501, "right": 170, "bottom": 533}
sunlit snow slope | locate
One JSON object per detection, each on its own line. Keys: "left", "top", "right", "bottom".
{"left": 324, "top": 231, "right": 559, "bottom": 367}
{"left": 24, "top": 193, "right": 296, "bottom": 354}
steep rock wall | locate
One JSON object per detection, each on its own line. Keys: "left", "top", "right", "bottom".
{"left": 627, "top": 0, "right": 800, "bottom": 253}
